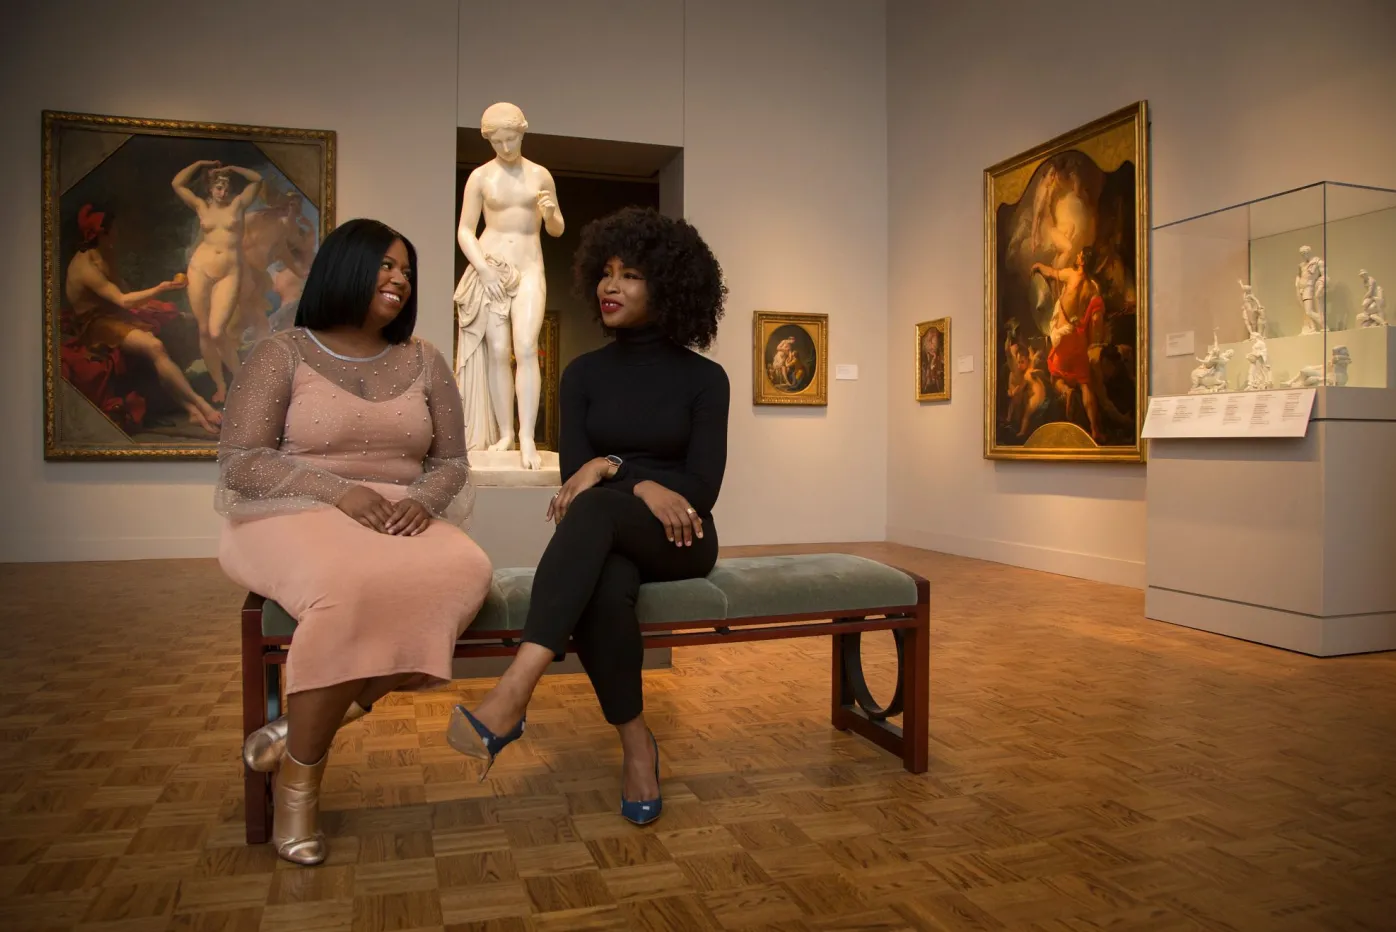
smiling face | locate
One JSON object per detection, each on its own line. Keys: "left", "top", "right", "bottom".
{"left": 596, "top": 257, "right": 651, "bottom": 330}
{"left": 367, "top": 239, "right": 412, "bottom": 330}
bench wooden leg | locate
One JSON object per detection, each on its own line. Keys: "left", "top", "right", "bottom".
{"left": 900, "top": 614, "right": 930, "bottom": 773}
{"left": 830, "top": 618, "right": 929, "bottom": 774}
{"left": 240, "top": 597, "right": 272, "bottom": 845}
{"left": 831, "top": 631, "right": 854, "bottom": 734}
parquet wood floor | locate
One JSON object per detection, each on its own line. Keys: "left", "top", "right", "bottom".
{"left": 1, "top": 542, "right": 1394, "bottom": 931}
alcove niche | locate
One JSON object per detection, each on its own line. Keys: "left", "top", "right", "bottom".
{"left": 453, "top": 129, "right": 683, "bottom": 451}
{"left": 450, "top": 129, "right": 683, "bottom": 678}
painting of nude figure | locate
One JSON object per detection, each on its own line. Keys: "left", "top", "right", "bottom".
{"left": 983, "top": 102, "right": 1149, "bottom": 462}
{"left": 42, "top": 110, "right": 334, "bottom": 460}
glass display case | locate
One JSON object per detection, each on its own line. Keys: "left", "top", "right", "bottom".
{"left": 1151, "top": 181, "right": 1395, "bottom": 397}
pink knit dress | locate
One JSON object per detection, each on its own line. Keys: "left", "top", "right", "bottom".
{"left": 215, "top": 329, "right": 492, "bottom": 694}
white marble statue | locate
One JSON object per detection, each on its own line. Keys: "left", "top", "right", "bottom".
{"left": 1189, "top": 331, "right": 1234, "bottom": 394}
{"left": 1286, "top": 345, "right": 1352, "bottom": 387}
{"left": 1294, "top": 245, "right": 1326, "bottom": 334}
{"left": 1244, "top": 334, "right": 1273, "bottom": 391}
{"left": 454, "top": 102, "right": 565, "bottom": 470}
{"left": 1239, "top": 280, "right": 1266, "bottom": 339}
{"left": 1357, "top": 269, "right": 1387, "bottom": 327}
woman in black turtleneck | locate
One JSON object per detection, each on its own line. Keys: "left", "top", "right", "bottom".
{"left": 450, "top": 206, "right": 729, "bottom": 826}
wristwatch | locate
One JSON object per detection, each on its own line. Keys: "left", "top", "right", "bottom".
{"left": 604, "top": 454, "right": 623, "bottom": 477}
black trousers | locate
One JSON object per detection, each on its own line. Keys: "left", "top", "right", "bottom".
{"left": 521, "top": 487, "right": 719, "bottom": 725}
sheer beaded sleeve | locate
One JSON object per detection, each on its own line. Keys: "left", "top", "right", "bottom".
{"left": 213, "top": 336, "right": 355, "bottom": 520}
{"left": 405, "top": 341, "right": 474, "bottom": 521}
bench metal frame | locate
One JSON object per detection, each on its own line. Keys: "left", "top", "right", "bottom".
{"left": 240, "top": 567, "right": 930, "bottom": 845}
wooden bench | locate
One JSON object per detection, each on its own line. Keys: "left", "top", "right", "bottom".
{"left": 241, "top": 552, "right": 930, "bottom": 844}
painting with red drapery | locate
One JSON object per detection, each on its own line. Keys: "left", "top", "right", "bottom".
{"left": 983, "top": 102, "right": 1150, "bottom": 462}
{"left": 42, "top": 110, "right": 334, "bottom": 460}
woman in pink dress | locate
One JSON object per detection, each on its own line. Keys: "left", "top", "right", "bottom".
{"left": 215, "top": 218, "right": 493, "bottom": 866}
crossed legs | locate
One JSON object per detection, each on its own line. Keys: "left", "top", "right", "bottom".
{"left": 462, "top": 488, "right": 718, "bottom": 803}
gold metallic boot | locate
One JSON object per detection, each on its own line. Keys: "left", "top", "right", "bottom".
{"left": 243, "top": 701, "right": 369, "bottom": 773}
{"left": 272, "top": 750, "right": 329, "bottom": 865}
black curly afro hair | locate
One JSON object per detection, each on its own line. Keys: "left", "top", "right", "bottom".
{"left": 572, "top": 206, "right": 727, "bottom": 350}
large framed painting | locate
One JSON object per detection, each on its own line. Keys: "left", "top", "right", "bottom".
{"left": 983, "top": 101, "right": 1149, "bottom": 462}
{"left": 42, "top": 110, "right": 335, "bottom": 460}
{"left": 915, "top": 317, "right": 950, "bottom": 402}
{"left": 753, "top": 311, "right": 828, "bottom": 406}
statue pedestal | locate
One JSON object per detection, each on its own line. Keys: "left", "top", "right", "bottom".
{"left": 468, "top": 449, "right": 561, "bottom": 488}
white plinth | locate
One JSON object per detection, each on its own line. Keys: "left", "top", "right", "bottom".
{"left": 1145, "top": 387, "right": 1396, "bottom": 656}
{"left": 468, "top": 449, "right": 561, "bottom": 487}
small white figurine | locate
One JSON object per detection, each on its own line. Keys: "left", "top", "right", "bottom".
{"left": 1239, "top": 280, "right": 1267, "bottom": 339}
{"left": 1244, "top": 334, "right": 1272, "bottom": 391}
{"left": 1286, "top": 345, "right": 1352, "bottom": 387}
{"left": 1295, "top": 245, "right": 1326, "bottom": 334}
{"left": 1189, "top": 331, "right": 1234, "bottom": 394}
{"left": 1357, "top": 269, "right": 1387, "bottom": 327}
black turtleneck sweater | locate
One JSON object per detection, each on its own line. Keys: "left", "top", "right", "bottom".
{"left": 559, "top": 325, "right": 730, "bottom": 517}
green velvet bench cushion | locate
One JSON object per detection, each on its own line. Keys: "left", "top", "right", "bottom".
{"left": 260, "top": 553, "right": 918, "bottom": 638}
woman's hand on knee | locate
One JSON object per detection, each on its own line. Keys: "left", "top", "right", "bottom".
{"left": 547, "top": 457, "right": 613, "bottom": 524}
{"left": 634, "top": 481, "right": 702, "bottom": 547}
{"left": 385, "top": 498, "right": 432, "bottom": 536}
{"left": 336, "top": 486, "right": 394, "bottom": 533}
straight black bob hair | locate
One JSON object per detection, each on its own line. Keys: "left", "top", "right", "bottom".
{"left": 295, "top": 218, "right": 418, "bottom": 344}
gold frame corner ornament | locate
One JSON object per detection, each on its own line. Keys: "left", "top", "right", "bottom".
{"left": 981, "top": 100, "right": 1150, "bottom": 463}
{"left": 752, "top": 310, "right": 828, "bottom": 406}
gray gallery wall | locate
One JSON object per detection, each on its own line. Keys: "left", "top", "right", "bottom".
{"left": 0, "top": 0, "right": 890, "bottom": 563}
{"left": 885, "top": 0, "right": 1396, "bottom": 587}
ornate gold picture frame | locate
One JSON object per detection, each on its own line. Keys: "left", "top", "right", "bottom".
{"left": 43, "top": 109, "right": 335, "bottom": 460}
{"left": 752, "top": 311, "right": 828, "bottom": 406}
{"left": 983, "top": 101, "right": 1149, "bottom": 462}
{"left": 915, "top": 318, "right": 950, "bottom": 402}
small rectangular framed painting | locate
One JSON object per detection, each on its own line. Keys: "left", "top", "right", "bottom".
{"left": 752, "top": 311, "right": 828, "bottom": 406}
{"left": 915, "top": 317, "right": 950, "bottom": 402}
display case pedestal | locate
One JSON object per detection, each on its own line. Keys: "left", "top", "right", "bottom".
{"left": 1145, "top": 386, "right": 1396, "bottom": 656}
{"left": 1215, "top": 325, "right": 1394, "bottom": 391}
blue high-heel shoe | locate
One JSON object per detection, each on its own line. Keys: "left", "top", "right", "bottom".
{"left": 620, "top": 732, "right": 662, "bottom": 826}
{"left": 447, "top": 705, "right": 525, "bottom": 782}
